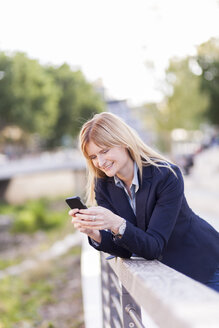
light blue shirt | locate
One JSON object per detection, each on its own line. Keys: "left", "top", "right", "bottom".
{"left": 114, "top": 162, "right": 139, "bottom": 215}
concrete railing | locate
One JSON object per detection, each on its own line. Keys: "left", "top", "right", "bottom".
{"left": 100, "top": 252, "right": 219, "bottom": 328}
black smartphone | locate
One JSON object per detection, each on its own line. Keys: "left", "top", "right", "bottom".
{"left": 65, "top": 196, "right": 87, "bottom": 210}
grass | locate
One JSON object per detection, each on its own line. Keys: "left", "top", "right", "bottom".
{"left": 0, "top": 198, "right": 84, "bottom": 327}
{"left": 0, "top": 257, "right": 23, "bottom": 270}
{"left": 0, "top": 268, "right": 55, "bottom": 326}
{"left": 0, "top": 197, "right": 76, "bottom": 270}
{"left": 0, "top": 198, "right": 70, "bottom": 234}
{"left": 0, "top": 246, "right": 84, "bottom": 328}
{"left": 0, "top": 275, "right": 53, "bottom": 324}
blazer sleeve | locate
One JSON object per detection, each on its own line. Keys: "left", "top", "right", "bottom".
{"left": 88, "top": 181, "right": 132, "bottom": 258}
{"left": 114, "top": 166, "right": 184, "bottom": 260}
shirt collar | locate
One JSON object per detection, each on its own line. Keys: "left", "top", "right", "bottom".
{"left": 114, "top": 162, "right": 139, "bottom": 192}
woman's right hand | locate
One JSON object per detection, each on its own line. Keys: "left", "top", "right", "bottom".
{"left": 69, "top": 209, "right": 102, "bottom": 243}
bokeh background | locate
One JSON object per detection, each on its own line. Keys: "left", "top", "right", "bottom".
{"left": 0, "top": 1, "right": 219, "bottom": 327}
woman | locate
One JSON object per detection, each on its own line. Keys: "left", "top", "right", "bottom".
{"left": 69, "top": 112, "right": 219, "bottom": 292}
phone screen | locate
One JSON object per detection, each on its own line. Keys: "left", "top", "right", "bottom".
{"left": 65, "top": 196, "right": 87, "bottom": 210}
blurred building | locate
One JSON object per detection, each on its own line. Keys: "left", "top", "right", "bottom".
{"left": 106, "top": 99, "right": 152, "bottom": 144}
{"left": 93, "top": 79, "right": 153, "bottom": 145}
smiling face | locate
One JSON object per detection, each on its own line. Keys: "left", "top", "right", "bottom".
{"left": 86, "top": 140, "right": 134, "bottom": 180}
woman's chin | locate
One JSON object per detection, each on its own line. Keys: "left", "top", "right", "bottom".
{"left": 104, "top": 167, "right": 116, "bottom": 177}
{"left": 103, "top": 164, "right": 115, "bottom": 176}
{"left": 104, "top": 171, "right": 114, "bottom": 177}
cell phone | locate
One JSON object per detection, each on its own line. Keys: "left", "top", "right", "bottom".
{"left": 65, "top": 196, "right": 87, "bottom": 210}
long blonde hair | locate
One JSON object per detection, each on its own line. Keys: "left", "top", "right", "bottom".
{"left": 79, "top": 112, "right": 174, "bottom": 205}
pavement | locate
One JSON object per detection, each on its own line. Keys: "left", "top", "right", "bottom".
{"left": 184, "top": 177, "right": 219, "bottom": 231}
{"left": 183, "top": 146, "right": 219, "bottom": 231}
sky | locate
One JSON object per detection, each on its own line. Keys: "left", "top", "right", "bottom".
{"left": 0, "top": 0, "right": 219, "bottom": 105}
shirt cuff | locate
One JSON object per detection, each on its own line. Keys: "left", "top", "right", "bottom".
{"left": 90, "top": 238, "right": 100, "bottom": 247}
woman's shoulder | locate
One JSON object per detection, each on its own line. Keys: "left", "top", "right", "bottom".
{"left": 142, "top": 162, "right": 184, "bottom": 194}
{"left": 143, "top": 162, "right": 183, "bottom": 180}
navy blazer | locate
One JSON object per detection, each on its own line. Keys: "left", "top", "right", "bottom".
{"left": 89, "top": 164, "right": 219, "bottom": 283}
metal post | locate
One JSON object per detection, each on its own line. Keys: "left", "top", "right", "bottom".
{"left": 100, "top": 254, "right": 144, "bottom": 328}
{"left": 121, "top": 286, "right": 143, "bottom": 328}
{"left": 108, "top": 264, "right": 122, "bottom": 327}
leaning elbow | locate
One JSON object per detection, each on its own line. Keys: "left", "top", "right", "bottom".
{"left": 145, "top": 240, "right": 163, "bottom": 260}
{"left": 146, "top": 250, "right": 162, "bottom": 260}
{"left": 144, "top": 232, "right": 165, "bottom": 260}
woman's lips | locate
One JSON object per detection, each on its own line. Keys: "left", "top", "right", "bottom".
{"left": 103, "top": 162, "right": 114, "bottom": 171}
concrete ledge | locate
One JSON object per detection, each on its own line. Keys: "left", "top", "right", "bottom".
{"left": 105, "top": 254, "right": 219, "bottom": 328}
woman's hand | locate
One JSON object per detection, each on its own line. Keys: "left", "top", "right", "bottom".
{"left": 71, "top": 206, "right": 124, "bottom": 235}
{"left": 69, "top": 208, "right": 101, "bottom": 243}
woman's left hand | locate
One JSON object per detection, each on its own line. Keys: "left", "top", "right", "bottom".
{"left": 71, "top": 206, "right": 124, "bottom": 234}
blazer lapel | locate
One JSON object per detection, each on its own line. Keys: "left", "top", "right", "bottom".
{"left": 108, "top": 182, "right": 137, "bottom": 225}
{"left": 135, "top": 166, "right": 152, "bottom": 231}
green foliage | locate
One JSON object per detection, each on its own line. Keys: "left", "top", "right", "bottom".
{"left": 0, "top": 198, "right": 82, "bottom": 327}
{"left": 159, "top": 37, "right": 219, "bottom": 133}
{"left": 0, "top": 51, "right": 104, "bottom": 149}
{"left": 138, "top": 102, "right": 173, "bottom": 153}
{"left": 0, "top": 52, "right": 14, "bottom": 129}
{"left": 46, "top": 63, "right": 104, "bottom": 147}
{"left": 0, "top": 257, "right": 22, "bottom": 270}
{"left": 0, "top": 275, "right": 53, "bottom": 326}
{"left": 0, "top": 52, "right": 59, "bottom": 139}
{"left": 163, "top": 57, "right": 209, "bottom": 131}
{"left": 0, "top": 246, "right": 83, "bottom": 327}
{"left": 197, "top": 38, "right": 219, "bottom": 124}
{"left": 0, "top": 199, "right": 67, "bottom": 233}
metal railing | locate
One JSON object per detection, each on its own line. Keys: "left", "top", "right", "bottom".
{"left": 101, "top": 254, "right": 143, "bottom": 328}
{"left": 100, "top": 252, "right": 219, "bottom": 328}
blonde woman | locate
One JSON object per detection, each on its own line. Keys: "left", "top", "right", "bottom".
{"left": 69, "top": 112, "right": 219, "bottom": 291}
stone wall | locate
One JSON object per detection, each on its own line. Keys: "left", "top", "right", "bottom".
{"left": 2, "top": 168, "right": 87, "bottom": 204}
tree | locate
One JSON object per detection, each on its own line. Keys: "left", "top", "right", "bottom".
{"left": 0, "top": 52, "right": 104, "bottom": 150}
{"left": 11, "top": 53, "right": 59, "bottom": 139}
{"left": 141, "top": 56, "right": 210, "bottom": 153}
{"left": 140, "top": 38, "right": 219, "bottom": 153}
{"left": 0, "top": 52, "right": 59, "bottom": 139}
{"left": 0, "top": 52, "right": 15, "bottom": 128}
{"left": 197, "top": 38, "right": 219, "bottom": 125}
{"left": 46, "top": 63, "right": 104, "bottom": 147}
{"left": 161, "top": 57, "right": 209, "bottom": 131}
